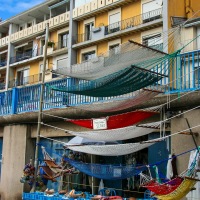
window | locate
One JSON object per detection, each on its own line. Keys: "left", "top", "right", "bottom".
{"left": 143, "top": 34, "right": 163, "bottom": 51}
{"left": 19, "top": 26, "right": 23, "bottom": 31}
{"left": 109, "top": 44, "right": 120, "bottom": 55}
{"left": 17, "top": 68, "right": 30, "bottom": 86}
{"left": 59, "top": 33, "right": 68, "bottom": 49}
{"left": 106, "top": 9, "right": 121, "bottom": 35}
{"left": 142, "top": 0, "right": 162, "bottom": 22}
{"left": 82, "top": 51, "right": 96, "bottom": 61}
{"left": 85, "top": 22, "right": 94, "bottom": 41}
{"left": 27, "top": 23, "right": 32, "bottom": 28}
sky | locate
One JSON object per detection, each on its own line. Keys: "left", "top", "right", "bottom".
{"left": 0, "top": 0, "right": 45, "bottom": 21}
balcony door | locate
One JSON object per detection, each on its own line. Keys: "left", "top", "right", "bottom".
{"left": 85, "top": 22, "right": 94, "bottom": 41}
{"left": 17, "top": 68, "right": 29, "bottom": 86}
{"left": 109, "top": 12, "right": 120, "bottom": 34}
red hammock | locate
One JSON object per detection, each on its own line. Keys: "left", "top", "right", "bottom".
{"left": 66, "top": 110, "right": 158, "bottom": 130}
{"left": 143, "top": 177, "right": 183, "bottom": 195}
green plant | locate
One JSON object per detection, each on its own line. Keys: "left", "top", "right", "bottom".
{"left": 47, "top": 41, "right": 55, "bottom": 47}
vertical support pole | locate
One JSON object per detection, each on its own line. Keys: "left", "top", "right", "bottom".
{"left": 5, "top": 23, "right": 13, "bottom": 90}
{"left": 11, "top": 87, "right": 18, "bottom": 114}
{"left": 32, "top": 23, "right": 49, "bottom": 192}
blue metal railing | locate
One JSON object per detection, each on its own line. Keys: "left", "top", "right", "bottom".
{"left": 0, "top": 50, "right": 199, "bottom": 116}
{"left": 10, "top": 47, "right": 43, "bottom": 64}
{"left": 0, "top": 90, "right": 12, "bottom": 115}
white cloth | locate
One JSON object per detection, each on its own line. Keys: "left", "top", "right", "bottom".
{"left": 98, "top": 179, "right": 104, "bottom": 192}
{"left": 166, "top": 154, "right": 173, "bottom": 179}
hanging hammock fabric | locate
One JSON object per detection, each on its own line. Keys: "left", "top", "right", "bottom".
{"left": 53, "top": 40, "right": 167, "bottom": 80}
{"left": 142, "top": 177, "right": 184, "bottom": 196}
{"left": 67, "top": 110, "right": 158, "bottom": 130}
{"left": 155, "top": 177, "right": 197, "bottom": 200}
{"left": 66, "top": 122, "right": 158, "bottom": 141}
{"left": 49, "top": 65, "right": 166, "bottom": 97}
{"left": 140, "top": 148, "right": 200, "bottom": 199}
{"left": 63, "top": 157, "right": 147, "bottom": 180}
{"left": 64, "top": 142, "right": 155, "bottom": 156}
{"left": 73, "top": 88, "right": 162, "bottom": 112}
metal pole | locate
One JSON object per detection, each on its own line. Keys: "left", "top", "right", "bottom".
{"left": 91, "top": 155, "right": 94, "bottom": 194}
{"left": 32, "top": 23, "right": 49, "bottom": 192}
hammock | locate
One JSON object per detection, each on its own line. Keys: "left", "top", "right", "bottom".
{"left": 66, "top": 122, "right": 158, "bottom": 141}
{"left": 53, "top": 40, "right": 167, "bottom": 80}
{"left": 67, "top": 109, "right": 159, "bottom": 130}
{"left": 140, "top": 148, "right": 200, "bottom": 199}
{"left": 49, "top": 65, "right": 166, "bottom": 97}
{"left": 64, "top": 142, "right": 155, "bottom": 156}
{"left": 72, "top": 88, "right": 162, "bottom": 112}
{"left": 63, "top": 157, "right": 147, "bottom": 180}
{"left": 155, "top": 177, "right": 197, "bottom": 200}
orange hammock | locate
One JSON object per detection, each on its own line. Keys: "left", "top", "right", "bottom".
{"left": 66, "top": 110, "right": 158, "bottom": 129}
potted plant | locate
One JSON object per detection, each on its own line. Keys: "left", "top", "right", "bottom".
{"left": 47, "top": 41, "right": 55, "bottom": 54}
{"left": 47, "top": 41, "right": 55, "bottom": 48}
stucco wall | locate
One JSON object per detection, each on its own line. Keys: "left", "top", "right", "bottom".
{"left": 0, "top": 125, "right": 34, "bottom": 200}
{"left": 171, "top": 109, "right": 200, "bottom": 174}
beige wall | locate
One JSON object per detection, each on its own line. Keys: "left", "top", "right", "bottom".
{"left": 171, "top": 109, "right": 200, "bottom": 174}
{"left": 0, "top": 125, "right": 35, "bottom": 200}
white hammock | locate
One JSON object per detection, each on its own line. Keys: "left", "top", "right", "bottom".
{"left": 72, "top": 89, "right": 161, "bottom": 112}
{"left": 66, "top": 123, "right": 157, "bottom": 141}
{"left": 65, "top": 142, "right": 154, "bottom": 156}
{"left": 54, "top": 41, "right": 166, "bottom": 80}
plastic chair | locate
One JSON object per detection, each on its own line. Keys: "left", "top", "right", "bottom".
{"left": 99, "top": 188, "right": 116, "bottom": 196}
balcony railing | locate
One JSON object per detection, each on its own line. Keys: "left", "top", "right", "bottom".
{"left": 0, "top": 50, "right": 200, "bottom": 116}
{"left": 105, "top": 8, "right": 162, "bottom": 35}
{"left": 74, "top": 8, "right": 162, "bottom": 44}
{"left": 0, "top": 60, "right": 7, "bottom": 67}
{"left": 74, "top": 32, "right": 92, "bottom": 44}
{"left": 0, "top": 83, "right": 5, "bottom": 90}
{"left": 9, "top": 73, "right": 42, "bottom": 88}
{"left": 10, "top": 47, "right": 43, "bottom": 64}
{"left": 53, "top": 39, "right": 68, "bottom": 51}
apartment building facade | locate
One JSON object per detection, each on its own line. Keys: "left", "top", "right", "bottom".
{"left": 0, "top": 0, "right": 200, "bottom": 199}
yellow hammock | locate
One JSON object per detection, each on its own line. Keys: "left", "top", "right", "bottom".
{"left": 155, "top": 177, "right": 197, "bottom": 200}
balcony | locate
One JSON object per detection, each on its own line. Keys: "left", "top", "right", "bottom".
{"left": 9, "top": 12, "right": 70, "bottom": 44}
{"left": 0, "top": 83, "right": 5, "bottom": 90}
{"left": 0, "top": 36, "right": 9, "bottom": 48}
{"left": 9, "top": 73, "right": 42, "bottom": 88}
{"left": 47, "top": 39, "right": 68, "bottom": 56}
{"left": 105, "top": 8, "right": 162, "bottom": 35}
{"left": 73, "top": 8, "right": 163, "bottom": 46}
{"left": 0, "top": 60, "right": 7, "bottom": 68}
{"left": 10, "top": 47, "right": 43, "bottom": 65}
{"left": 0, "top": 50, "right": 199, "bottom": 116}
{"left": 73, "top": 0, "right": 134, "bottom": 21}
